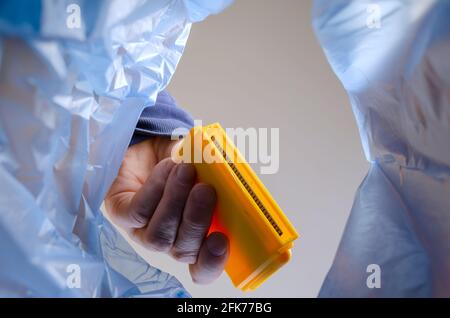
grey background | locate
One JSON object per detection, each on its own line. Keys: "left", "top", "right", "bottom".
{"left": 133, "top": 0, "right": 368, "bottom": 297}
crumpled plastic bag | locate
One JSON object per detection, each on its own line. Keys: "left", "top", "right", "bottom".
{"left": 313, "top": 0, "right": 450, "bottom": 297}
{"left": 0, "top": 0, "right": 232, "bottom": 297}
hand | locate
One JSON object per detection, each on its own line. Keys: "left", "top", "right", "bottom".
{"left": 105, "top": 137, "right": 229, "bottom": 284}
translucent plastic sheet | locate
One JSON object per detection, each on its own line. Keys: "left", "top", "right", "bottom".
{"left": 0, "top": 0, "right": 231, "bottom": 297}
{"left": 313, "top": 0, "right": 450, "bottom": 297}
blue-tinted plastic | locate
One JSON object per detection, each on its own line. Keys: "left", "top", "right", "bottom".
{"left": 0, "top": 0, "right": 232, "bottom": 297}
{"left": 314, "top": 0, "right": 450, "bottom": 297}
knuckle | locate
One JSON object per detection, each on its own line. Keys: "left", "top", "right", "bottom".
{"left": 129, "top": 210, "right": 148, "bottom": 227}
{"left": 105, "top": 194, "right": 134, "bottom": 226}
{"left": 171, "top": 229, "right": 205, "bottom": 262}
{"left": 145, "top": 229, "right": 175, "bottom": 252}
{"left": 182, "top": 219, "right": 210, "bottom": 235}
{"left": 170, "top": 248, "right": 198, "bottom": 263}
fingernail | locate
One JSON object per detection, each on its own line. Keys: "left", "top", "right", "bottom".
{"left": 176, "top": 163, "right": 196, "bottom": 185}
{"left": 206, "top": 233, "right": 228, "bottom": 257}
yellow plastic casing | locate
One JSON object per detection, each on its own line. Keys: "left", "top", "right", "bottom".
{"left": 175, "top": 123, "right": 298, "bottom": 291}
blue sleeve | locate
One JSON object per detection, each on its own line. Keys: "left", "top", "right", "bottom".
{"left": 130, "top": 90, "right": 194, "bottom": 146}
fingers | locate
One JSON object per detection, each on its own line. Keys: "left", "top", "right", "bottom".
{"left": 125, "top": 157, "right": 175, "bottom": 228}
{"left": 119, "top": 156, "right": 228, "bottom": 284}
{"left": 141, "top": 163, "right": 196, "bottom": 252}
{"left": 189, "top": 232, "right": 229, "bottom": 284}
{"left": 170, "top": 184, "right": 217, "bottom": 263}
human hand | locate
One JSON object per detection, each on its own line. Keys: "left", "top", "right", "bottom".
{"left": 105, "top": 137, "right": 229, "bottom": 284}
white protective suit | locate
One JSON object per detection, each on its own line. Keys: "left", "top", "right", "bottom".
{"left": 0, "top": 0, "right": 232, "bottom": 297}
{"left": 314, "top": 0, "right": 450, "bottom": 297}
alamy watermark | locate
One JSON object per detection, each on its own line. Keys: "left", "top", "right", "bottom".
{"left": 366, "top": 4, "right": 382, "bottom": 29}
{"left": 66, "top": 3, "right": 81, "bottom": 29}
{"left": 170, "top": 120, "right": 280, "bottom": 175}
{"left": 66, "top": 263, "right": 81, "bottom": 289}
{"left": 366, "top": 264, "right": 381, "bottom": 289}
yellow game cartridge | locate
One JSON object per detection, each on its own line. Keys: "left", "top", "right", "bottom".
{"left": 175, "top": 123, "right": 298, "bottom": 291}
